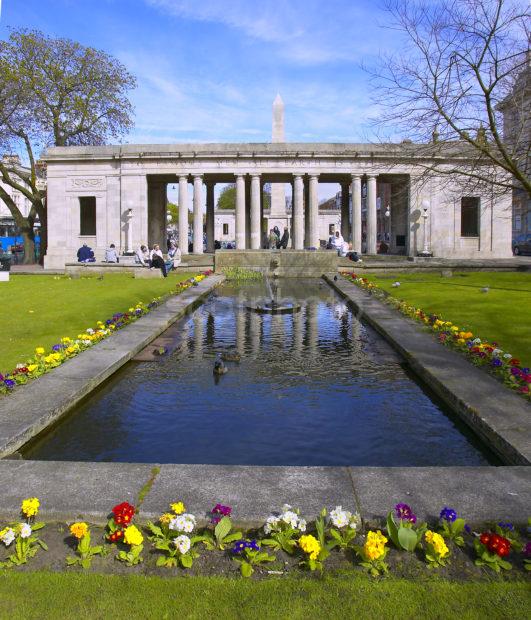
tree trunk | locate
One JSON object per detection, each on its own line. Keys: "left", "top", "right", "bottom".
{"left": 19, "top": 222, "right": 36, "bottom": 265}
{"left": 38, "top": 215, "right": 48, "bottom": 266}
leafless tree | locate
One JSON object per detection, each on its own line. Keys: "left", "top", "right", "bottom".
{"left": 366, "top": 0, "right": 530, "bottom": 197}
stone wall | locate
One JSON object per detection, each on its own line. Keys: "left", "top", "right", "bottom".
{"left": 214, "top": 249, "right": 338, "bottom": 277}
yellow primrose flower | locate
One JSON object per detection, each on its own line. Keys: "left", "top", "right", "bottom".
{"left": 27, "top": 364, "right": 38, "bottom": 373}
{"left": 425, "top": 530, "right": 449, "bottom": 558}
{"left": 457, "top": 338, "right": 465, "bottom": 345}
{"left": 123, "top": 525, "right": 143, "bottom": 547}
{"left": 171, "top": 502, "right": 185, "bottom": 515}
{"left": 35, "top": 347, "right": 45, "bottom": 356}
{"left": 299, "top": 534, "right": 321, "bottom": 560}
{"left": 159, "top": 513, "right": 174, "bottom": 525}
{"left": 70, "top": 522, "right": 89, "bottom": 539}
{"left": 21, "top": 497, "right": 40, "bottom": 518}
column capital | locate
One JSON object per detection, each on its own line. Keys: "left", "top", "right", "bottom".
{"left": 193, "top": 173, "right": 203, "bottom": 180}
{"left": 250, "top": 173, "right": 261, "bottom": 180}
{"left": 235, "top": 173, "right": 245, "bottom": 180}
{"left": 351, "top": 173, "right": 362, "bottom": 180}
{"left": 293, "top": 173, "right": 303, "bottom": 179}
{"left": 308, "top": 173, "right": 319, "bottom": 180}
{"left": 178, "top": 174, "right": 188, "bottom": 181}
{"left": 366, "top": 173, "right": 378, "bottom": 180}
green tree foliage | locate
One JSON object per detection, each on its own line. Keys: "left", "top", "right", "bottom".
{"left": 216, "top": 183, "right": 272, "bottom": 210}
{"left": 0, "top": 29, "right": 136, "bottom": 263}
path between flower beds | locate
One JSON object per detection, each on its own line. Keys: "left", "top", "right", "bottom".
{"left": 0, "top": 274, "right": 225, "bottom": 457}
{"left": 324, "top": 275, "right": 531, "bottom": 466}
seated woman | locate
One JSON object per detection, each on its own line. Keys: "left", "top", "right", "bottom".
{"left": 135, "top": 245, "right": 150, "bottom": 266}
{"left": 150, "top": 244, "right": 167, "bottom": 277}
{"left": 167, "top": 241, "right": 181, "bottom": 269}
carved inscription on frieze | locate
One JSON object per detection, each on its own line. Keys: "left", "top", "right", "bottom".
{"left": 67, "top": 177, "right": 106, "bottom": 191}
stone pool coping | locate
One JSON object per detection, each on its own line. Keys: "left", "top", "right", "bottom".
{"left": 0, "top": 274, "right": 225, "bottom": 458}
{"left": 324, "top": 275, "right": 531, "bottom": 466}
{"left": 0, "top": 461, "right": 528, "bottom": 526}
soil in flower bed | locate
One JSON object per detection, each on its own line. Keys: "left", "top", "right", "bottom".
{"left": 2, "top": 523, "right": 528, "bottom": 581}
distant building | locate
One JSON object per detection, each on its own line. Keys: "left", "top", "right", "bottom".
{"left": 0, "top": 155, "right": 33, "bottom": 241}
{"left": 498, "top": 55, "right": 531, "bottom": 245}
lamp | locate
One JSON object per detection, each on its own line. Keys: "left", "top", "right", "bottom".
{"left": 418, "top": 199, "right": 433, "bottom": 257}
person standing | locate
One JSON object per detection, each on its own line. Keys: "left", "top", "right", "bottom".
{"left": 279, "top": 226, "right": 289, "bottom": 249}
{"left": 268, "top": 229, "right": 278, "bottom": 249}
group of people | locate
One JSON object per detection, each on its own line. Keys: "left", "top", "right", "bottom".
{"left": 267, "top": 226, "right": 289, "bottom": 250}
{"left": 76, "top": 241, "right": 181, "bottom": 277}
{"left": 327, "top": 231, "right": 362, "bottom": 262}
{"left": 135, "top": 241, "right": 181, "bottom": 277}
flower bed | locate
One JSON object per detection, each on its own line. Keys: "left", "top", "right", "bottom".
{"left": 1, "top": 497, "right": 529, "bottom": 578}
{"left": 0, "top": 273, "right": 210, "bottom": 396}
{"left": 343, "top": 273, "right": 531, "bottom": 399}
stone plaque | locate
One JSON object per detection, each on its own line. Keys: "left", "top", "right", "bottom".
{"left": 67, "top": 177, "right": 106, "bottom": 191}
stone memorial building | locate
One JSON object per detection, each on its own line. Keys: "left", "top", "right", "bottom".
{"left": 42, "top": 98, "right": 512, "bottom": 269}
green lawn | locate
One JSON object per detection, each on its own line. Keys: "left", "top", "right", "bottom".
{"left": 0, "top": 273, "right": 194, "bottom": 374}
{"left": 0, "top": 572, "right": 528, "bottom": 620}
{"left": 364, "top": 271, "right": 531, "bottom": 365}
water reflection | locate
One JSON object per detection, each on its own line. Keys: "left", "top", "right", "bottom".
{"left": 23, "top": 279, "right": 495, "bottom": 466}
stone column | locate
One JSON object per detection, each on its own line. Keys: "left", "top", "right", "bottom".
{"left": 245, "top": 176, "right": 252, "bottom": 249}
{"left": 351, "top": 174, "right": 362, "bottom": 253}
{"left": 309, "top": 174, "right": 319, "bottom": 248}
{"left": 341, "top": 182, "right": 350, "bottom": 241}
{"left": 250, "top": 174, "right": 261, "bottom": 249}
{"left": 304, "top": 177, "right": 310, "bottom": 247}
{"left": 366, "top": 174, "right": 377, "bottom": 254}
{"left": 193, "top": 175, "right": 203, "bottom": 254}
{"left": 292, "top": 174, "right": 304, "bottom": 250}
{"left": 178, "top": 175, "right": 189, "bottom": 254}
{"left": 235, "top": 174, "right": 246, "bottom": 249}
{"left": 206, "top": 180, "right": 215, "bottom": 253}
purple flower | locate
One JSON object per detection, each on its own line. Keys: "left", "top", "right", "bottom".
{"left": 464, "top": 524, "right": 471, "bottom": 534}
{"left": 211, "top": 503, "right": 232, "bottom": 524}
{"left": 231, "top": 539, "right": 259, "bottom": 554}
{"left": 395, "top": 503, "right": 417, "bottom": 523}
{"left": 0, "top": 374, "right": 4, "bottom": 382}
{"left": 524, "top": 542, "right": 531, "bottom": 557}
{"left": 498, "top": 521, "right": 514, "bottom": 531}
{"left": 439, "top": 507, "right": 457, "bottom": 523}
{"left": 491, "top": 358, "right": 502, "bottom": 367}
{"left": 52, "top": 344, "right": 63, "bottom": 352}
{"left": 4, "top": 379, "right": 15, "bottom": 389}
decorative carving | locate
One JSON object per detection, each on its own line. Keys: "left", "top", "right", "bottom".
{"left": 68, "top": 177, "right": 106, "bottom": 191}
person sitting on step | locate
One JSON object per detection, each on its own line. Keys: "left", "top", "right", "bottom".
{"left": 150, "top": 244, "right": 167, "bottom": 277}
{"left": 104, "top": 243, "right": 119, "bottom": 263}
{"left": 135, "top": 245, "right": 150, "bottom": 267}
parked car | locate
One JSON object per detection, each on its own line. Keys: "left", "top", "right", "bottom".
{"left": 512, "top": 234, "right": 531, "bottom": 255}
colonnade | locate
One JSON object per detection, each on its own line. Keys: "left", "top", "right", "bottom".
{"left": 176, "top": 172, "right": 380, "bottom": 255}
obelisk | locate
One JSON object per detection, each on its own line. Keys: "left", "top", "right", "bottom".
{"left": 270, "top": 94, "right": 287, "bottom": 219}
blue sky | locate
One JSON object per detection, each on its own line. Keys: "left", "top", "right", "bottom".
{"left": 0, "top": 0, "right": 404, "bottom": 145}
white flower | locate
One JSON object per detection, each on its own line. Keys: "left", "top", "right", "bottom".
{"left": 0, "top": 528, "right": 15, "bottom": 546}
{"left": 281, "top": 504, "right": 292, "bottom": 513}
{"left": 169, "top": 513, "right": 196, "bottom": 533}
{"left": 173, "top": 535, "right": 191, "bottom": 555}
{"left": 503, "top": 353, "right": 512, "bottom": 359}
{"left": 82, "top": 340, "right": 92, "bottom": 346}
{"left": 264, "top": 516, "right": 280, "bottom": 534}
{"left": 492, "top": 349, "right": 503, "bottom": 357}
{"left": 330, "top": 506, "right": 351, "bottom": 529}
{"left": 473, "top": 338, "right": 482, "bottom": 345}
{"left": 281, "top": 510, "right": 299, "bottom": 528}
{"left": 298, "top": 518, "right": 307, "bottom": 532}
{"left": 86, "top": 328, "right": 94, "bottom": 334}
{"left": 349, "top": 512, "right": 362, "bottom": 531}
{"left": 19, "top": 523, "right": 32, "bottom": 539}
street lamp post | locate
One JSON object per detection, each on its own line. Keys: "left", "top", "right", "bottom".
{"left": 418, "top": 199, "right": 433, "bottom": 257}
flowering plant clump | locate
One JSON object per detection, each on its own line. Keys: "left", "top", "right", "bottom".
{"left": 147, "top": 502, "right": 202, "bottom": 568}
{"left": 424, "top": 530, "right": 450, "bottom": 568}
{"left": 116, "top": 524, "right": 144, "bottom": 566}
{"left": 231, "top": 539, "right": 275, "bottom": 577}
{"left": 493, "top": 521, "right": 523, "bottom": 552}
{"left": 66, "top": 522, "right": 105, "bottom": 569}
{"left": 326, "top": 506, "right": 362, "bottom": 550}
{"left": 523, "top": 541, "right": 531, "bottom": 572}
{"left": 438, "top": 507, "right": 467, "bottom": 547}
{"left": 386, "top": 503, "right": 427, "bottom": 552}
{"left": 0, "top": 498, "right": 47, "bottom": 567}
{"left": 261, "top": 505, "right": 308, "bottom": 554}
{"left": 200, "top": 504, "right": 242, "bottom": 551}
{"left": 298, "top": 534, "right": 327, "bottom": 572}
{"left": 106, "top": 501, "right": 136, "bottom": 544}
{"left": 0, "top": 272, "right": 212, "bottom": 397}
{"left": 354, "top": 530, "right": 389, "bottom": 577}
{"left": 345, "top": 273, "right": 531, "bottom": 399}
{"left": 474, "top": 532, "right": 512, "bottom": 572}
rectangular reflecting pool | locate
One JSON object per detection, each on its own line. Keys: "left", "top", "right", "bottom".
{"left": 23, "top": 279, "right": 497, "bottom": 466}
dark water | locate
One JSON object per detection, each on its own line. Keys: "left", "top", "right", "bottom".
{"left": 24, "top": 279, "right": 495, "bottom": 465}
